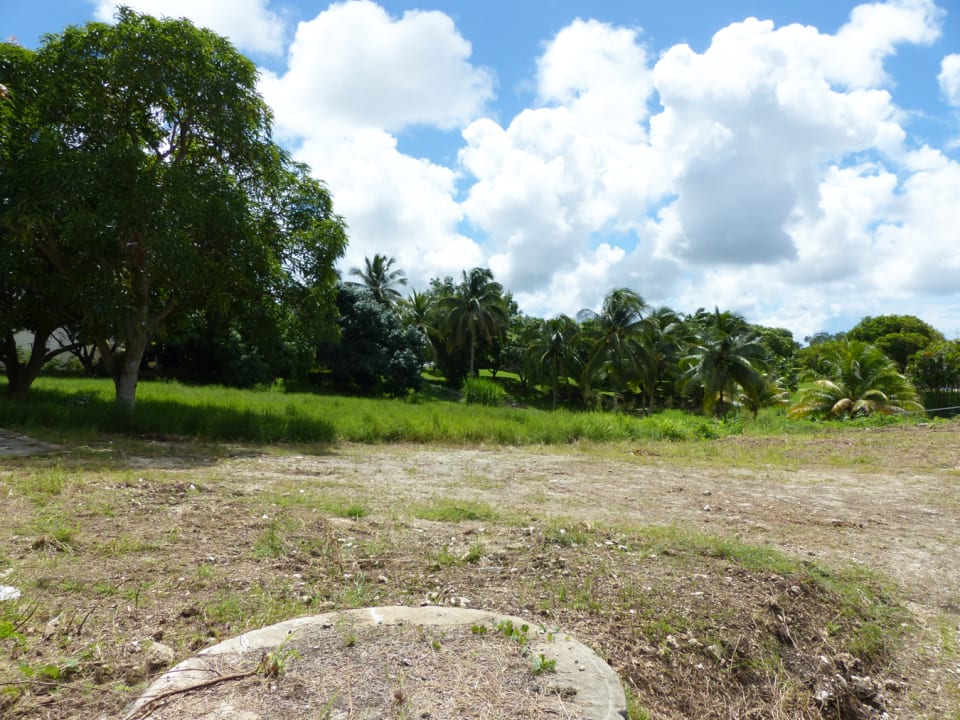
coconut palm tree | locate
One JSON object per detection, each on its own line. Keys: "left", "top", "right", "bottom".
{"left": 577, "top": 288, "right": 649, "bottom": 409}
{"left": 526, "top": 315, "right": 578, "bottom": 410}
{"left": 788, "top": 339, "right": 923, "bottom": 419}
{"left": 441, "top": 268, "right": 508, "bottom": 378}
{"left": 637, "top": 305, "right": 685, "bottom": 412}
{"left": 681, "top": 309, "right": 768, "bottom": 417}
{"left": 348, "top": 254, "right": 407, "bottom": 305}
{"left": 399, "top": 288, "right": 439, "bottom": 362}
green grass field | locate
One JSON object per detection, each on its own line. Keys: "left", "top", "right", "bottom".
{"left": 0, "top": 376, "right": 922, "bottom": 446}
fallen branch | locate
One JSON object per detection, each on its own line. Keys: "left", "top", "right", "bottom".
{"left": 125, "top": 660, "right": 264, "bottom": 720}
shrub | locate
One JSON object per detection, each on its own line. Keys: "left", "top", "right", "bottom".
{"left": 462, "top": 377, "right": 508, "bottom": 407}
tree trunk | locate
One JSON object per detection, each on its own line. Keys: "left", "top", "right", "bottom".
{"left": 468, "top": 329, "right": 476, "bottom": 378}
{"left": 2, "top": 327, "right": 55, "bottom": 401}
{"left": 114, "top": 359, "right": 139, "bottom": 417}
{"left": 97, "top": 321, "right": 150, "bottom": 419}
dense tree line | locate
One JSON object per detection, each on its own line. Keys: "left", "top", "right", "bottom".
{"left": 339, "top": 256, "right": 956, "bottom": 419}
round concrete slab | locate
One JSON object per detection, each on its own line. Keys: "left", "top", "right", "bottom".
{"left": 124, "top": 606, "right": 627, "bottom": 720}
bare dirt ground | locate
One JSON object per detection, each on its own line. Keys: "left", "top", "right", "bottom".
{"left": 1, "top": 422, "right": 958, "bottom": 719}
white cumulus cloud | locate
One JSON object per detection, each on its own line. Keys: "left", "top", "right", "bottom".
{"left": 260, "top": 0, "right": 494, "bottom": 135}
{"left": 459, "top": 19, "right": 666, "bottom": 309}
{"left": 649, "top": 2, "right": 938, "bottom": 267}
{"left": 128, "top": 0, "right": 954, "bottom": 338}
{"left": 939, "top": 53, "right": 960, "bottom": 106}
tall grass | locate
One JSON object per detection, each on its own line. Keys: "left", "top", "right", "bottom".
{"left": 0, "top": 378, "right": 335, "bottom": 443}
{"left": 0, "top": 376, "right": 921, "bottom": 446}
{"left": 462, "top": 377, "right": 508, "bottom": 407}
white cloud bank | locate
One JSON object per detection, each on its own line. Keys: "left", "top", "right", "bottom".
{"left": 94, "top": 0, "right": 960, "bottom": 339}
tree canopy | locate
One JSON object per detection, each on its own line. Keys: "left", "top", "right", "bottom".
{"left": 681, "top": 309, "right": 769, "bottom": 417}
{"left": 0, "top": 11, "right": 346, "bottom": 410}
{"left": 317, "top": 284, "right": 424, "bottom": 396}
{"left": 847, "top": 315, "right": 944, "bottom": 371}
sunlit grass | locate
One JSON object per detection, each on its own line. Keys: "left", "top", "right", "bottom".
{"left": 0, "top": 376, "right": 926, "bottom": 448}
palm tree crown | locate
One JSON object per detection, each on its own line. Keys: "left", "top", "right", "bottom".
{"left": 682, "top": 309, "right": 768, "bottom": 417}
{"left": 441, "top": 268, "right": 508, "bottom": 377}
{"left": 788, "top": 339, "right": 923, "bottom": 419}
{"left": 400, "top": 289, "right": 438, "bottom": 362}
{"left": 348, "top": 254, "right": 407, "bottom": 305}
{"left": 577, "top": 288, "right": 649, "bottom": 407}
{"left": 526, "top": 315, "right": 578, "bottom": 410}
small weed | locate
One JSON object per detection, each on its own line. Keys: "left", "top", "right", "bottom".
{"left": 462, "top": 540, "right": 485, "bottom": 564}
{"left": 625, "top": 687, "right": 653, "bottom": 720}
{"left": 343, "top": 504, "right": 367, "bottom": 519}
{"left": 0, "top": 620, "right": 25, "bottom": 650}
{"left": 30, "top": 514, "right": 79, "bottom": 551}
{"left": 254, "top": 520, "right": 291, "bottom": 558}
{"left": 336, "top": 615, "right": 359, "bottom": 648}
{"left": 432, "top": 540, "right": 485, "bottom": 569}
{"left": 13, "top": 466, "right": 69, "bottom": 503}
{"left": 530, "top": 653, "right": 557, "bottom": 674}
{"left": 848, "top": 621, "right": 887, "bottom": 663}
{"left": 411, "top": 498, "right": 498, "bottom": 523}
{"left": 432, "top": 545, "right": 459, "bottom": 569}
{"left": 494, "top": 619, "right": 531, "bottom": 648}
{"left": 338, "top": 573, "right": 377, "bottom": 607}
{"left": 316, "top": 696, "right": 338, "bottom": 720}
{"left": 542, "top": 519, "right": 591, "bottom": 547}
{"left": 259, "top": 630, "right": 300, "bottom": 679}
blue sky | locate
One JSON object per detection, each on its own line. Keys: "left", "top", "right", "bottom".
{"left": 5, "top": 1, "right": 960, "bottom": 339}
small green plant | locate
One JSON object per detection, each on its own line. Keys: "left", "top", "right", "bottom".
{"left": 336, "top": 614, "right": 359, "bottom": 648}
{"left": 625, "top": 687, "right": 653, "bottom": 720}
{"left": 316, "top": 695, "right": 338, "bottom": 720}
{"left": 542, "top": 519, "right": 591, "bottom": 547}
{"left": 432, "top": 545, "right": 459, "bottom": 569}
{"left": 494, "top": 619, "right": 531, "bottom": 648}
{"left": 338, "top": 573, "right": 376, "bottom": 607}
{"left": 530, "top": 653, "right": 557, "bottom": 674}
{"left": 0, "top": 620, "right": 25, "bottom": 651}
{"left": 343, "top": 504, "right": 367, "bottom": 519}
{"left": 259, "top": 630, "right": 300, "bottom": 679}
{"left": 253, "top": 521, "right": 286, "bottom": 558}
{"left": 462, "top": 540, "right": 485, "bottom": 564}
